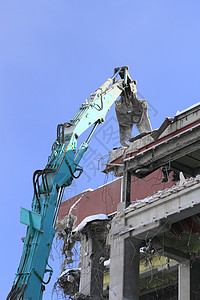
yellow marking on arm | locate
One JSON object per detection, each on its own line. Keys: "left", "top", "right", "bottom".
{"left": 55, "top": 145, "right": 69, "bottom": 175}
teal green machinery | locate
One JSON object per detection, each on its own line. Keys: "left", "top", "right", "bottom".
{"left": 7, "top": 67, "right": 152, "bottom": 299}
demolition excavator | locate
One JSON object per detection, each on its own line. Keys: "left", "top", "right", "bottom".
{"left": 7, "top": 66, "right": 152, "bottom": 299}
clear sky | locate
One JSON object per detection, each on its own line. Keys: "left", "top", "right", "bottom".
{"left": 1, "top": 1, "right": 200, "bottom": 299}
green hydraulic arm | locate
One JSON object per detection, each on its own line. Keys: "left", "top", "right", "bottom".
{"left": 7, "top": 66, "right": 151, "bottom": 300}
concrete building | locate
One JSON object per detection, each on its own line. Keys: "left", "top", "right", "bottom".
{"left": 56, "top": 102, "right": 200, "bottom": 299}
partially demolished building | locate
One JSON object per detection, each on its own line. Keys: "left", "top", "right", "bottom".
{"left": 56, "top": 102, "right": 200, "bottom": 300}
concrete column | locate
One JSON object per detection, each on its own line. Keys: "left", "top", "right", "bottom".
{"left": 179, "top": 259, "right": 200, "bottom": 300}
{"left": 123, "top": 237, "right": 140, "bottom": 299}
{"left": 178, "top": 260, "right": 190, "bottom": 300}
{"left": 190, "top": 259, "right": 200, "bottom": 299}
{"left": 79, "top": 223, "right": 108, "bottom": 299}
{"left": 109, "top": 235, "right": 124, "bottom": 299}
{"left": 121, "top": 170, "right": 131, "bottom": 208}
{"left": 79, "top": 235, "right": 93, "bottom": 296}
{"left": 109, "top": 235, "right": 140, "bottom": 300}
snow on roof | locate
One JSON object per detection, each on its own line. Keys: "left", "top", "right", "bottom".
{"left": 175, "top": 102, "right": 200, "bottom": 116}
{"left": 104, "top": 259, "right": 110, "bottom": 268}
{"left": 72, "top": 214, "right": 108, "bottom": 233}
{"left": 81, "top": 188, "right": 94, "bottom": 193}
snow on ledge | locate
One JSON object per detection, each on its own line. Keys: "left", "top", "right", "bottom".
{"left": 175, "top": 102, "right": 200, "bottom": 116}
{"left": 72, "top": 214, "right": 108, "bottom": 233}
{"left": 59, "top": 267, "right": 81, "bottom": 278}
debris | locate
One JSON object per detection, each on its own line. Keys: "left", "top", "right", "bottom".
{"left": 179, "top": 172, "right": 186, "bottom": 185}
{"left": 54, "top": 268, "right": 81, "bottom": 297}
{"left": 55, "top": 195, "right": 86, "bottom": 272}
{"left": 55, "top": 213, "right": 76, "bottom": 272}
{"left": 73, "top": 293, "right": 90, "bottom": 300}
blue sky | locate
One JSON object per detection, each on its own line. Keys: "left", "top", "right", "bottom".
{"left": 1, "top": 1, "right": 200, "bottom": 299}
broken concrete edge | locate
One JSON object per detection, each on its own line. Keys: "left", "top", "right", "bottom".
{"left": 55, "top": 213, "right": 110, "bottom": 246}
{"left": 53, "top": 268, "right": 81, "bottom": 298}
{"left": 59, "top": 267, "right": 81, "bottom": 279}
{"left": 124, "top": 174, "right": 200, "bottom": 214}
{"left": 113, "top": 175, "right": 200, "bottom": 227}
{"left": 72, "top": 214, "right": 109, "bottom": 234}
{"left": 112, "top": 174, "right": 200, "bottom": 221}
{"left": 105, "top": 101, "right": 200, "bottom": 172}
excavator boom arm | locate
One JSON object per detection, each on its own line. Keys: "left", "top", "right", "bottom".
{"left": 7, "top": 66, "right": 151, "bottom": 300}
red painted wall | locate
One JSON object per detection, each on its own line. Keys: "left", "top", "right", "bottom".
{"left": 58, "top": 168, "right": 174, "bottom": 228}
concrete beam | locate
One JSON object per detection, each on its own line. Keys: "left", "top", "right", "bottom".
{"left": 113, "top": 179, "right": 200, "bottom": 240}
{"left": 126, "top": 124, "right": 200, "bottom": 176}
{"left": 107, "top": 104, "right": 200, "bottom": 178}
